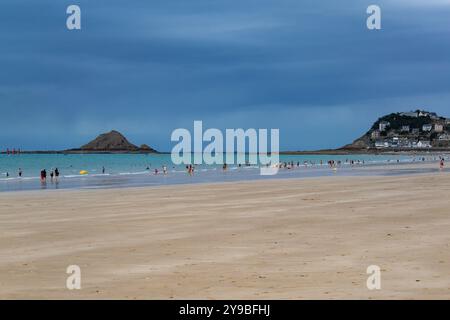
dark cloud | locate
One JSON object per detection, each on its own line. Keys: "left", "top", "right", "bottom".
{"left": 1, "top": 0, "right": 450, "bottom": 151}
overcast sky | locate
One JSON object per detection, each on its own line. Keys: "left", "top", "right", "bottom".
{"left": 1, "top": 0, "right": 450, "bottom": 151}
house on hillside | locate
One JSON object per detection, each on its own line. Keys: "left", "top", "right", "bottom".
{"left": 434, "top": 124, "right": 444, "bottom": 133}
{"left": 371, "top": 130, "right": 381, "bottom": 139}
{"left": 418, "top": 111, "right": 438, "bottom": 118}
{"left": 417, "top": 141, "right": 432, "bottom": 148}
{"left": 374, "top": 141, "right": 386, "bottom": 148}
{"left": 400, "top": 125, "right": 410, "bottom": 133}
{"left": 379, "top": 121, "right": 390, "bottom": 132}
{"left": 391, "top": 137, "right": 400, "bottom": 148}
{"left": 422, "top": 124, "right": 433, "bottom": 132}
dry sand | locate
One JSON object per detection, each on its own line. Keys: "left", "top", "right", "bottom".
{"left": 0, "top": 167, "right": 449, "bottom": 299}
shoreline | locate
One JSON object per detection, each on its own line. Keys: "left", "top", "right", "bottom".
{"left": 1, "top": 161, "right": 447, "bottom": 193}
{"left": 1, "top": 166, "right": 446, "bottom": 199}
{"left": 2, "top": 164, "right": 446, "bottom": 193}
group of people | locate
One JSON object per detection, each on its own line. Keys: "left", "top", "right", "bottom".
{"left": 153, "top": 165, "right": 168, "bottom": 175}
{"left": 2, "top": 156, "right": 447, "bottom": 183}
{"left": 40, "top": 168, "right": 60, "bottom": 182}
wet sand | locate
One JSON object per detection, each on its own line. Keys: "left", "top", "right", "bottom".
{"left": 0, "top": 165, "right": 449, "bottom": 299}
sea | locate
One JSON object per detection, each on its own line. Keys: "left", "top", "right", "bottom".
{"left": 0, "top": 153, "right": 447, "bottom": 192}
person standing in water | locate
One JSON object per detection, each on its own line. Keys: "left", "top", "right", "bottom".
{"left": 102, "top": 166, "right": 105, "bottom": 174}
{"left": 18, "top": 168, "right": 22, "bottom": 177}
{"left": 40, "top": 169, "right": 47, "bottom": 182}
{"left": 162, "top": 165, "right": 167, "bottom": 175}
{"left": 440, "top": 158, "right": 445, "bottom": 170}
{"left": 54, "top": 168, "right": 59, "bottom": 180}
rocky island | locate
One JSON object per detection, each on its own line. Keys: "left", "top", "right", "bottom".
{"left": 67, "top": 130, "right": 158, "bottom": 153}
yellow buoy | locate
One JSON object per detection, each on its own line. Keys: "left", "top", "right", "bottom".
{"left": 79, "top": 170, "right": 88, "bottom": 175}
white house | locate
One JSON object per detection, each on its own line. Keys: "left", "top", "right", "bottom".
{"left": 434, "top": 124, "right": 444, "bottom": 133}
{"left": 417, "top": 141, "right": 432, "bottom": 148}
{"left": 379, "top": 121, "right": 390, "bottom": 132}
{"left": 422, "top": 124, "right": 433, "bottom": 132}
{"left": 401, "top": 125, "right": 410, "bottom": 132}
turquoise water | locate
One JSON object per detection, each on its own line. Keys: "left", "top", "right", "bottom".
{"left": 0, "top": 153, "right": 446, "bottom": 192}
{"left": 0, "top": 153, "right": 422, "bottom": 178}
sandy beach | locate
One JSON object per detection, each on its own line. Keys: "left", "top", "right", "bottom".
{"left": 0, "top": 164, "right": 449, "bottom": 299}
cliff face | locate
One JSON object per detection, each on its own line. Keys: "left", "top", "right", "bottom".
{"left": 342, "top": 110, "right": 450, "bottom": 150}
{"left": 72, "top": 130, "right": 157, "bottom": 153}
